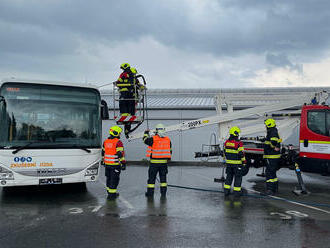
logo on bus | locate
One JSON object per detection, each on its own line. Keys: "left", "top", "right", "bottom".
{"left": 14, "top": 157, "right": 32, "bottom": 163}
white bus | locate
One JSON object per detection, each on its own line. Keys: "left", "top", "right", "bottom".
{"left": 0, "top": 79, "right": 109, "bottom": 187}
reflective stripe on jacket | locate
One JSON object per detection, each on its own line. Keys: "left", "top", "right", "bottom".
{"left": 116, "top": 72, "right": 135, "bottom": 92}
{"left": 263, "top": 127, "right": 281, "bottom": 159}
{"left": 224, "top": 139, "right": 246, "bottom": 165}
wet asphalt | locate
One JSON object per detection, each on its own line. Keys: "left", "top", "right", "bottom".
{"left": 1, "top": 165, "right": 330, "bottom": 248}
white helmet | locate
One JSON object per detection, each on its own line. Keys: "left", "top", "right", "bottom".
{"left": 155, "top": 123, "right": 165, "bottom": 137}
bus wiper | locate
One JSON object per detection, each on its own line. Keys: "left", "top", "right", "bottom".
{"left": 12, "top": 141, "right": 50, "bottom": 154}
{"left": 71, "top": 145, "right": 91, "bottom": 153}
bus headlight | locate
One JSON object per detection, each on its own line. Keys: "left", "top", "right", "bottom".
{"left": 85, "top": 162, "right": 99, "bottom": 176}
{"left": 0, "top": 166, "right": 14, "bottom": 180}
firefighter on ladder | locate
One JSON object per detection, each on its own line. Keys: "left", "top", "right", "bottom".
{"left": 143, "top": 124, "right": 172, "bottom": 198}
{"left": 223, "top": 126, "right": 247, "bottom": 197}
{"left": 263, "top": 118, "right": 281, "bottom": 195}
{"left": 130, "top": 67, "right": 145, "bottom": 110}
{"left": 115, "top": 64, "right": 145, "bottom": 137}
{"left": 115, "top": 63, "right": 135, "bottom": 117}
{"left": 102, "top": 125, "right": 126, "bottom": 200}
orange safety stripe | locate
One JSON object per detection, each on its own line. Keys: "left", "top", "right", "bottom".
{"left": 146, "top": 146, "right": 152, "bottom": 158}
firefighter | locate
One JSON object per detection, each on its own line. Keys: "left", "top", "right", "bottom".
{"left": 102, "top": 125, "right": 126, "bottom": 200}
{"left": 223, "top": 126, "right": 247, "bottom": 197}
{"left": 115, "top": 63, "right": 135, "bottom": 117}
{"left": 143, "top": 124, "right": 172, "bottom": 198}
{"left": 129, "top": 67, "right": 145, "bottom": 115}
{"left": 264, "top": 118, "right": 281, "bottom": 195}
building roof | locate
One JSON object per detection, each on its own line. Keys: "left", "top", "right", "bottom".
{"left": 101, "top": 87, "right": 330, "bottom": 110}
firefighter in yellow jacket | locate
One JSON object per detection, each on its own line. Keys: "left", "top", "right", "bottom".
{"left": 223, "top": 126, "right": 247, "bottom": 197}
{"left": 102, "top": 125, "right": 126, "bottom": 200}
{"left": 264, "top": 119, "right": 281, "bottom": 195}
{"left": 143, "top": 124, "right": 172, "bottom": 198}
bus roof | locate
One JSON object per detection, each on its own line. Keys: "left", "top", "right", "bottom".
{"left": 0, "top": 78, "right": 99, "bottom": 90}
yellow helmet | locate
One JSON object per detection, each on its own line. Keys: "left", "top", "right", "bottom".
{"left": 109, "top": 125, "right": 122, "bottom": 137}
{"left": 120, "top": 63, "right": 130, "bottom": 70}
{"left": 130, "top": 67, "right": 137, "bottom": 74}
{"left": 229, "top": 126, "right": 240, "bottom": 137}
{"left": 264, "top": 118, "right": 276, "bottom": 128}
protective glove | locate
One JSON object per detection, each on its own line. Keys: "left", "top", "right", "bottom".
{"left": 101, "top": 160, "right": 105, "bottom": 166}
{"left": 121, "top": 163, "right": 126, "bottom": 171}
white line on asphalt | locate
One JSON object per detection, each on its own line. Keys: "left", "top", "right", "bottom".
{"left": 247, "top": 188, "right": 330, "bottom": 215}
{"left": 98, "top": 180, "right": 135, "bottom": 210}
{"left": 185, "top": 170, "right": 330, "bottom": 215}
{"left": 118, "top": 196, "right": 134, "bottom": 209}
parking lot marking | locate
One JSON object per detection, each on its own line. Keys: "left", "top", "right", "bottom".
{"left": 98, "top": 180, "right": 135, "bottom": 210}
{"left": 184, "top": 170, "right": 330, "bottom": 215}
{"left": 247, "top": 188, "right": 330, "bottom": 215}
{"left": 88, "top": 205, "right": 102, "bottom": 213}
{"left": 118, "top": 196, "right": 134, "bottom": 209}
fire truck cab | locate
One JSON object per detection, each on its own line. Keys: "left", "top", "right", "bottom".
{"left": 299, "top": 104, "right": 330, "bottom": 174}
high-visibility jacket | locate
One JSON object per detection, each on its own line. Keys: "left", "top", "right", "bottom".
{"left": 224, "top": 138, "right": 246, "bottom": 165}
{"left": 263, "top": 127, "right": 281, "bottom": 159}
{"left": 103, "top": 138, "right": 126, "bottom": 165}
{"left": 145, "top": 135, "right": 171, "bottom": 164}
{"left": 116, "top": 71, "right": 135, "bottom": 92}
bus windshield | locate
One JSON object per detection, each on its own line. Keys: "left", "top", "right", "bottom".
{"left": 307, "top": 110, "right": 330, "bottom": 137}
{"left": 0, "top": 83, "right": 101, "bottom": 149}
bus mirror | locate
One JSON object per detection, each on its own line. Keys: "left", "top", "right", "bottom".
{"left": 303, "top": 139, "right": 308, "bottom": 147}
{"left": 101, "top": 100, "right": 109, "bottom": 120}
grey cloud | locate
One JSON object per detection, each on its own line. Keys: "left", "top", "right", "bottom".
{"left": 0, "top": 0, "right": 330, "bottom": 88}
{"left": 266, "top": 53, "right": 303, "bottom": 73}
{"left": 0, "top": 20, "right": 78, "bottom": 56}
{"left": 1, "top": 0, "right": 330, "bottom": 58}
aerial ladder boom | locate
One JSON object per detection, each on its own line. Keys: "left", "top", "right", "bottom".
{"left": 128, "top": 93, "right": 314, "bottom": 140}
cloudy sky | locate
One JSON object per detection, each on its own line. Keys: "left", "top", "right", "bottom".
{"left": 1, "top": 0, "right": 330, "bottom": 89}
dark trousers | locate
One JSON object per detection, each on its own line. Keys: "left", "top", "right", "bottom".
{"left": 119, "top": 91, "right": 135, "bottom": 115}
{"left": 146, "top": 164, "right": 168, "bottom": 196}
{"left": 105, "top": 165, "right": 121, "bottom": 197}
{"left": 265, "top": 158, "right": 279, "bottom": 193}
{"left": 224, "top": 164, "right": 243, "bottom": 195}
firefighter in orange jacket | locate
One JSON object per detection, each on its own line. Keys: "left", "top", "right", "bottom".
{"left": 143, "top": 124, "right": 172, "bottom": 198}
{"left": 102, "top": 125, "right": 126, "bottom": 200}
{"left": 223, "top": 126, "right": 247, "bottom": 197}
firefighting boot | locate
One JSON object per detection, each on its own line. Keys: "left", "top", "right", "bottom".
{"left": 145, "top": 188, "right": 154, "bottom": 198}
{"left": 233, "top": 190, "right": 242, "bottom": 197}
{"left": 107, "top": 193, "right": 119, "bottom": 200}
{"left": 160, "top": 186, "right": 167, "bottom": 197}
{"left": 274, "top": 181, "right": 279, "bottom": 193}
{"left": 224, "top": 188, "right": 231, "bottom": 197}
